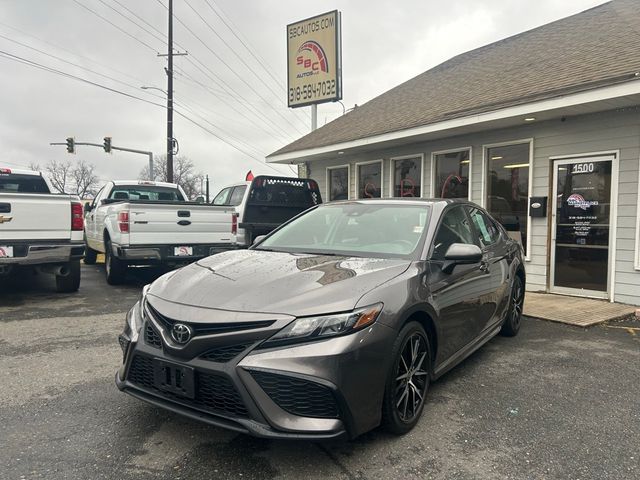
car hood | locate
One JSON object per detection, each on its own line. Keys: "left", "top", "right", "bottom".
{"left": 147, "top": 249, "right": 411, "bottom": 317}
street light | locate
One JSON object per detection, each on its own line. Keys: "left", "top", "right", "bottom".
{"left": 140, "top": 85, "right": 167, "bottom": 95}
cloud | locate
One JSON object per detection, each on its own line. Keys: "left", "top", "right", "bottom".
{"left": 0, "top": 0, "right": 606, "bottom": 194}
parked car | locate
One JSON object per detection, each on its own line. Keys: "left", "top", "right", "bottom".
{"left": 116, "top": 199, "right": 525, "bottom": 439}
{"left": 0, "top": 167, "right": 84, "bottom": 292}
{"left": 84, "top": 180, "right": 238, "bottom": 285}
{"left": 212, "top": 175, "right": 322, "bottom": 246}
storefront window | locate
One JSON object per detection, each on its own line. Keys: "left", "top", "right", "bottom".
{"left": 433, "top": 150, "right": 470, "bottom": 198}
{"left": 485, "top": 143, "right": 530, "bottom": 254}
{"left": 392, "top": 157, "right": 422, "bottom": 197}
{"left": 328, "top": 166, "right": 349, "bottom": 201}
{"left": 357, "top": 162, "right": 382, "bottom": 198}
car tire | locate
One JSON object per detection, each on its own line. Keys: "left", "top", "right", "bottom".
{"left": 500, "top": 275, "right": 524, "bottom": 337}
{"left": 84, "top": 246, "right": 98, "bottom": 265}
{"left": 381, "top": 321, "right": 432, "bottom": 435}
{"left": 55, "top": 260, "right": 81, "bottom": 293}
{"left": 105, "top": 239, "right": 126, "bottom": 285}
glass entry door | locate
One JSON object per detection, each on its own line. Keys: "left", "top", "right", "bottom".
{"left": 551, "top": 156, "right": 613, "bottom": 298}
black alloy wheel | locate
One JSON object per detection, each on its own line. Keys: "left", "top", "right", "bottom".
{"left": 500, "top": 275, "right": 524, "bottom": 337}
{"left": 382, "top": 322, "right": 431, "bottom": 434}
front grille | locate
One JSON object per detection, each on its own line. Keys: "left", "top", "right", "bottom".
{"left": 144, "top": 323, "right": 162, "bottom": 348}
{"left": 146, "top": 303, "right": 275, "bottom": 336}
{"left": 127, "top": 354, "right": 248, "bottom": 418}
{"left": 201, "top": 343, "right": 253, "bottom": 363}
{"left": 250, "top": 370, "right": 339, "bottom": 418}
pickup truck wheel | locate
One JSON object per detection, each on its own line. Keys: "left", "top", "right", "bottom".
{"left": 55, "top": 260, "right": 81, "bottom": 293}
{"left": 84, "top": 247, "right": 98, "bottom": 265}
{"left": 105, "top": 240, "right": 126, "bottom": 285}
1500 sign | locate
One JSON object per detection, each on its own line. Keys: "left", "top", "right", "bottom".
{"left": 289, "top": 80, "right": 337, "bottom": 104}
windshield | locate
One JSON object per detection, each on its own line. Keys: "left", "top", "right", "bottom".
{"left": 257, "top": 202, "right": 430, "bottom": 259}
{"left": 109, "top": 185, "right": 184, "bottom": 202}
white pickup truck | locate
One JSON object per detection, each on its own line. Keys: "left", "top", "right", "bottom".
{"left": 84, "top": 180, "right": 237, "bottom": 285}
{"left": 0, "top": 167, "right": 84, "bottom": 292}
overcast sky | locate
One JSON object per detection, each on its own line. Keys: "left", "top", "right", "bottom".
{"left": 0, "top": 0, "right": 607, "bottom": 195}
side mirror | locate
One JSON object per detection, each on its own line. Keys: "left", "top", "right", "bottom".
{"left": 84, "top": 202, "right": 93, "bottom": 213}
{"left": 442, "top": 243, "right": 482, "bottom": 274}
{"left": 252, "top": 235, "right": 266, "bottom": 246}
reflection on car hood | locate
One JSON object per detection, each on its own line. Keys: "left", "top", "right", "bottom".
{"left": 148, "top": 249, "right": 411, "bottom": 317}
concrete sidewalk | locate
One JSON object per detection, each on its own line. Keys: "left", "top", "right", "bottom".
{"left": 523, "top": 291, "right": 636, "bottom": 327}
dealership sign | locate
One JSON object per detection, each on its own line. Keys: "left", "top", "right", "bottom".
{"left": 287, "top": 10, "right": 342, "bottom": 108}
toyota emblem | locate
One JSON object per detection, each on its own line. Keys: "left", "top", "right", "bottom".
{"left": 171, "top": 323, "right": 193, "bottom": 344}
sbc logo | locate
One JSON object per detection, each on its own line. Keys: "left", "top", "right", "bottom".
{"left": 295, "top": 41, "right": 328, "bottom": 77}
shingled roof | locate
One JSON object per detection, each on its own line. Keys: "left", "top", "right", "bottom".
{"left": 269, "top": 0, "right": 640, "bottom": 158}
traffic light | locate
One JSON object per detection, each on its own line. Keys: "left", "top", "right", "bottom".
{"left": 103, "top": 136, "right": 112, "bottom": 153}
{"left": 66, "top": 137, "right": 75, "bottom": 154}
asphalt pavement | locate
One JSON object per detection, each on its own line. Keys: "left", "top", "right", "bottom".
{"left": 1, "top": 264, "right": 639, "bottom": 480}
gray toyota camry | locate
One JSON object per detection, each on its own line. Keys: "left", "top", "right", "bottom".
{"left": 116, "top": 199, "right": 525, "bottom": 439}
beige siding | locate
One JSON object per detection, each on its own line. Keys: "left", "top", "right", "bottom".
{"left": 304, "top": 108, "right": 640, "bottom": 305}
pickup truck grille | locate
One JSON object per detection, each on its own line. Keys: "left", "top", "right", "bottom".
{"left": 146, "top": 303, "right": 275, "bottom": 337}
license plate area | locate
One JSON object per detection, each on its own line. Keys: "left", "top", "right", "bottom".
{"left": 0, "top": 246, "right": 14, "bottom": 258}
{"left": 153, "top": 359, "right": 195, "bottom": 399}
{"left": 174, "top": 246, "right": 193, "bottom": 256}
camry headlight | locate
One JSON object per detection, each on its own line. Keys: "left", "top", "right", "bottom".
{"left": 261, "top": 303, "right": 383, "bottom": 348}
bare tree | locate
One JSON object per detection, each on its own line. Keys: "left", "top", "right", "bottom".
{"left": 46, "top": 160, "right": 73, "bottom": 194}
{"left": 72, "top": 160, "right": 99, "bottom": 198}
{"left": 28, "top": 162, "right": 41, "bottom": 172}
{"left": 139, "top": 155, "right": 204, "bottom": 200}
{"left": 43, "top": 160, "right": 99, "bottom": 197}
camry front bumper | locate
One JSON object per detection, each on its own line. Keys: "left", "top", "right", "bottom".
{"left": 116, "top": 301, "right": 396, "bottom": 439}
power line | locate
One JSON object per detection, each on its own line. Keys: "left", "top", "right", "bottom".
{"left": 96, "top": 0, "right": 167, "bottom": 47}
{"left": 0, "top": 49, "right": 166, "bottom": 107}
{"left": 184, "top": 0, "right": 285, "bottom": 107}
{"left": 173, "top": 109, "right": 283, "bottom": 173}
{"left": 157, "top": 0, "right": 306, "bottom": 137}
{"left": 152, "top": 0, "right": 297, "bottom": 141}
{"left": 173, "top": 65, "right": 294, "bottom": 142}
{"left": 205, "top": 0, "right": 311, "bottom": 121}
{"left": 0, "top": 33, "right": 166, "bottom": 104}
{"left": 0, "top": 21, "right": 151, "bottom": 87}
{"left": 0, "top": 49, "right": 284, "bottom": 174}
{"left": 71, "top": 0, "right": 159, "bottom": 53}
{"left": 184, "top": 56, "right": 296, "bottom": 142}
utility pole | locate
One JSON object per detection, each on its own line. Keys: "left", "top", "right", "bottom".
{"left": 166, "top": 0, "right": 174, "bottom": 183}
{"left": 156, "top": 0, "right": 187, "bottom": 184}
{"left": 205, "top": 174, "right": 210, "bottom": 203}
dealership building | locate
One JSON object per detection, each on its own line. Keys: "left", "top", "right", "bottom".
{"left": 268, "top": 0, "right": 640, "bottom": 306}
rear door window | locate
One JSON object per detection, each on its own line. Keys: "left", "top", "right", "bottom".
{"left": 228, "top": 186, "right": 247, "bottom": 206}
{"left": 468, "top": 207, "right": 501, "bottom": 247}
